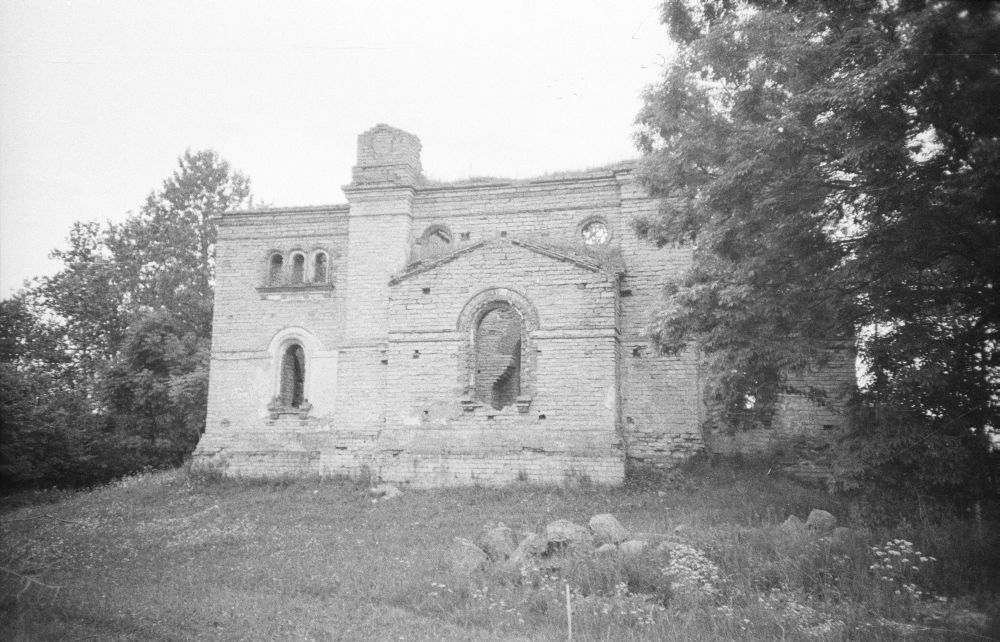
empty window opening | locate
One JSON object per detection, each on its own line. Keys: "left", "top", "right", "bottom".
{"left": 475, "top": 304, "right": 523, "bottom": 410}
{"left": 460, "top": 232, "right": 471, "bottom": 240}
{"left": 279, "top": 344, "right": 305, "bottom": 408}
{"left": 314, "top": 253, "right": 327, "bottom": 283}
{"left": 581, "top": 219, "right": 610, "bottom": 245}
{"left": 291, "top": 253, "right": 305, "bottom": 283}
{"left": 269, "top": 253, "right": 283, "bottom": 285}
{"left": 417, "top": 225, "right": 452, "bottom": 260}
{"left": 422, "top": 287, "right": 431, "bottom": 294}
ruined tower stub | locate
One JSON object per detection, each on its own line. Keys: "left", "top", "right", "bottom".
{"left": 351, "top": 123, "right": 422, "bottom": 186}
{"left": 336, "top": 125, "right": 421, "bottom": 429}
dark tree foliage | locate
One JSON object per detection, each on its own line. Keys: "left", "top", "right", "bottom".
{"left": 1, "top": 151, "right": 249, "bottom": 489}
{"left": 637, "top": 0, "right": 999, "bottom": 494}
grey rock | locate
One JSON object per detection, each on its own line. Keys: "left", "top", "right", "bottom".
{"left": 504, "top": 532, "right": 548, "bottom": 571}
{"left": 369, "top": 483, "right": 403, "bottom": 499}
{"left": 449, "top": 537, "right": 488, "bottom": 574}
{"left": 546, "top": 519, "right": 591, "bottom": 545}
{"left": 478, "top": 522, "right": 517, "bottom": 561}
{"left": 567, "top": 538, "right": 596, "bottom": 555}
{"left": 806, "top": 509, "right": 837, "bottom": 533}
{"left": 594, "top": 543, "right": 617, "bottom": 556}
{"left": 619, "top": 539, "right": 648, "bottom": 556}
{"left": 779, "top": 515, "right": 806, "bottom": 535}
{"left": 589, "top": 513, "right": 628, "bottom": 544}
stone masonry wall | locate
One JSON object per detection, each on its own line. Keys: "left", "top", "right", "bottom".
{"left": 381, "top": 240, "right": 623, "bottom": 485}
{"left": 200, "top": 206, "right": 346, "bottom": 464}
{"left": 196, "top": 124, "right": 854, "bottom": 483}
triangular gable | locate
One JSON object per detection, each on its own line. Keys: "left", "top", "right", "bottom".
{"left": 389, "top": 238, "right": 616, "bottom": 285}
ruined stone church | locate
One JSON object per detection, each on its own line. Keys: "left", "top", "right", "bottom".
{"left": 194, "top": 124, "right": 854, "bottom": 485}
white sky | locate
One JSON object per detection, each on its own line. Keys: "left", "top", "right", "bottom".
{"left": 0, "top": 0, "right": 674, "bottom": 297}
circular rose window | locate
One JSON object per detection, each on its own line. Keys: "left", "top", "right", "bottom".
{"left": 581, "top": 220, "right": 610, "bottom": 246}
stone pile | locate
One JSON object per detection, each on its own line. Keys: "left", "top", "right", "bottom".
{"left": 447, "top": 513, "right": 655, "bottom": 575}
{"left": 778, "top": 509, "right": 859, "bottom": 546}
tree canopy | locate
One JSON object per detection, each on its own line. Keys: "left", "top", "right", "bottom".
{"left": 0, "top": 151, "right": 249, "bottom": 488}
{"left": 636, "top": 0, "right": 999, "bottom": 493}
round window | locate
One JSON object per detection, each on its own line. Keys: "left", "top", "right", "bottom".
{"left": 581, "top": 220, "right": 610, "bottom": 246}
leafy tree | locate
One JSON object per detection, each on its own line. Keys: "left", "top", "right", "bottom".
{"left": 1, "top": 150, "right": 250, "bottom": 488}
{"left": 636, "top": 0, "right": 999, "bottom": 493}
{"left": 106, "top": 150, "right": 250, "bottom": 333}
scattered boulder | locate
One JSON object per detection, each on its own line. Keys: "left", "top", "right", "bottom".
{"left": 546, "top": 519, "right": 591, "bottom": 546}
{"left": 779, "top": 515, "right": 806, "bottom": 536}
{"left": 369, "top": 483, "right": 403, "bottom": 500}
{"left": 478, "top": 522, "right": 517, "bottom": 561}
{"left": 589, "top": 513, "right": 628, "bottom": 544}
{"left": 619, "top": 539, "right": 648, "bottom": 556}
{"left": 806, "top": 509, "right": 837, "bottom": 533}
{"left": 449, "top": 537, "right": 488, "bottom": 575}
{"left": 504, "top": 532, "right": 548, "bottom": 571}
{"left": 567, "top": 538, "right": 596, "bottom": 555}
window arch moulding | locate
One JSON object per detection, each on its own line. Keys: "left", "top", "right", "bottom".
{"left": 411, "top": 223, "right": 453, "bottom": 263}
{"left": 577, "top": 215, "right": 612, "bottom": 248}
{"left": 265, "top": 326, "right": 324, "bottom": 419}
{"left": 457, "top": 287, "right": 539, "bottom": 414}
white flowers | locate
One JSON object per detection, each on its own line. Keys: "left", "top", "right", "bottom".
{"left": 664, "top": 542, "right": 724, "bottom": 597}
{"left": 868, "top": 539, "right": 939, "bottom": 602}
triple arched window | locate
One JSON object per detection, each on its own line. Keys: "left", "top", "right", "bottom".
{"left": 265, "top": 249, "right": 331, "bottom": 287}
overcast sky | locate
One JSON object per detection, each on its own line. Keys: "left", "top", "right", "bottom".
{"left": 0, "top": 1, "right": 675, "bottom": 297}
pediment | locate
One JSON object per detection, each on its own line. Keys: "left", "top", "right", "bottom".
{"left": 389, "top": 237, "right": 619, "bottom": 286}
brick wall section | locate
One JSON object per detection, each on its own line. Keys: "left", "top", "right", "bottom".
{"left": 704, "top": 345, "right": 856, "bottom": 480}
{"left": 380, "top": 240, "right": 624, "bottom": 484}
{"left": 195, "top": 124, "right": 854, "bottom": 483}
{"left": 201, "top": 206, "right": 346, "bottom": 460}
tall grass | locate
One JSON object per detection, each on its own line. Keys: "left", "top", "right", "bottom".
{"left": 1, "top": 462, "right": 997, "bottom": 640}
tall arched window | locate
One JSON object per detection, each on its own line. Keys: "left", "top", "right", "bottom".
{"left": 269, "top": 253, "right": 284, "bottom": 285}
{"left": 279, "top": 344, "right": 305, "bottom": 408}
{"left": 313, "top": 252, "right": 328, "bottom": 283}
{"left": 474, "top": 303, "right": 523, "bottom": 410}
{"left": 291, "top": 253, "right": 305, "bottom": 284}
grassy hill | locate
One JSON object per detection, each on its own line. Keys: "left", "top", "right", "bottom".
{"left": 1, "top": 463, "right": 997, "bottom": 640}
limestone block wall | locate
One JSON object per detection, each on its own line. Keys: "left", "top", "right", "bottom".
{"left": 379, "top": 239, "right": 624, "bottom": 485}
{"left": 197, "top": 125, "right": 854, "bottom": 483}
{"left": 406, "top": 169, "right": 706, "bottom": 469}
{"left": 204, "top": 207, "right": 347, "bottom": 440}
